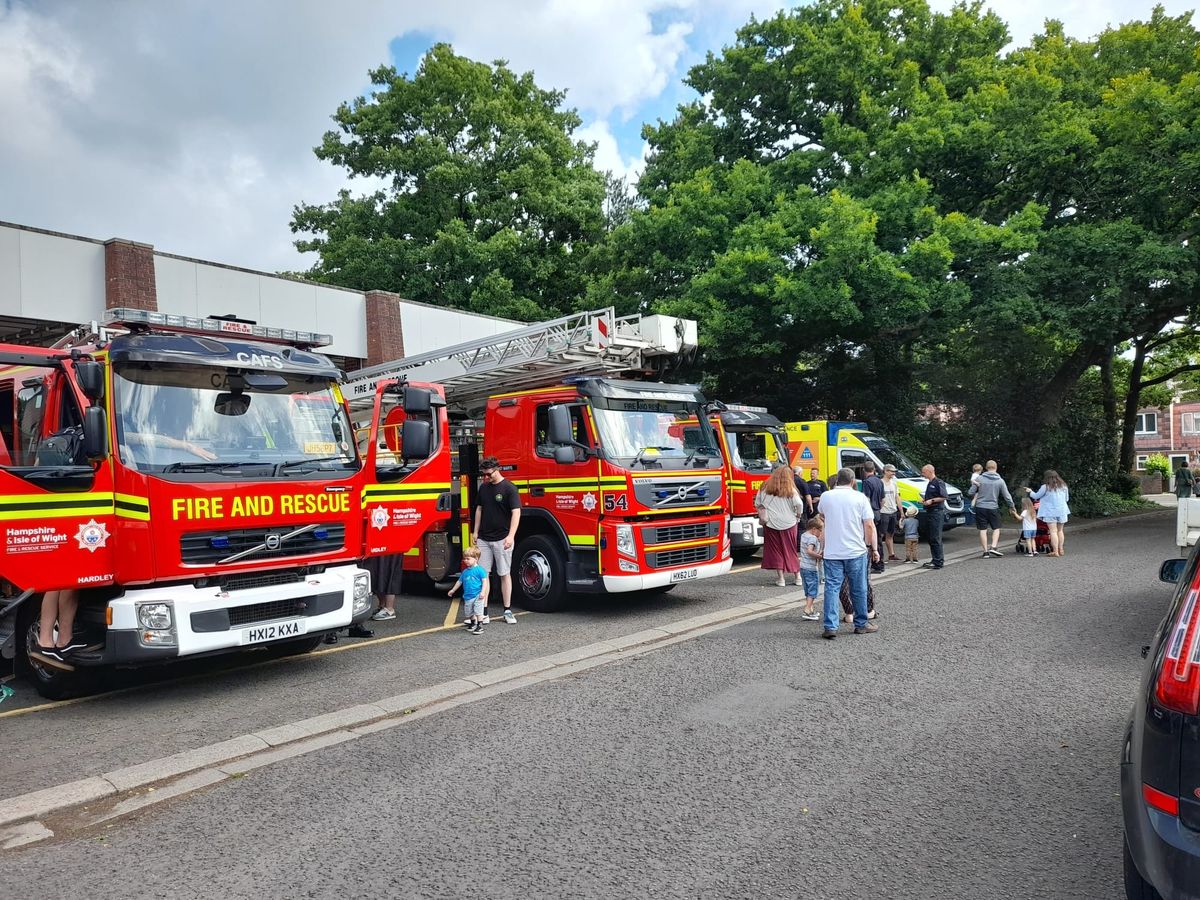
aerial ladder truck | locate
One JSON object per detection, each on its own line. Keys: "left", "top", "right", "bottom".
{"left": 344, "top": 308, "right": 732, "bottom": 612}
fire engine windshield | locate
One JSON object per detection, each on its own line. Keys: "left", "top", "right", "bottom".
{"left": 113, "top": 364, "right": 356, "bottom": 477}
{"left": 590, "top": 398, "right": 723, "bottom": 469}
{"left": 726, "top": 428, "right": 788, "bottom": 473}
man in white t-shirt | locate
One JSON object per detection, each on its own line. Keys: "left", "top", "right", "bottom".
{"left": 818, "top": 467, "right": 880, "bottom": 638}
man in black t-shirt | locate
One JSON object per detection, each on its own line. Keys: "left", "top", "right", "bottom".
{"left": 472, "top": 455, "right": 522, "bottom": 624}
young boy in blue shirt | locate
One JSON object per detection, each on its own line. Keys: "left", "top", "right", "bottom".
{"left": 448, "top": 546, "right": 490, "bottom": 634}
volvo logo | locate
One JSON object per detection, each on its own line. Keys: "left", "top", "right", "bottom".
{"left": 264, "top": 533, "right": 282, "bottom": 551}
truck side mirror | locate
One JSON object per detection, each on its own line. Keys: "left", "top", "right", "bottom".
{"left": 401, "top": 419, "right": 432, "bottom": 461}
{"left": 553, "top": 446, "right": 577, "bottom": 465}
{"left": 403, "top": 387, "right": 432, "bottom": 415}
{"left": 82, "top": 406, "right": 108, "bottom": 460}
{"left": 76, "top": 361, "right": 104, "bottom": 401}
{"left": 547, "top": 405, "right": 574, "bottom": 445}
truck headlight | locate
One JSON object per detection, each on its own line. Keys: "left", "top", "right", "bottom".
{"left": 616, "top": 525, "right": 635, "bottom": 558}
{"left": 137, "top": 602, "right": 173, "bottom": 630}
{"left": 352, "top": 572, "right": 372, "bottom": 615}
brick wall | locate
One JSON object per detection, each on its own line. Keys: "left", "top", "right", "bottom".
{"left": 1171, "top": 401, "right": 1200, "bottom": 458}
{"left": 104, "top": 239, "right": 157, "bottom": 311}
{"left": 364, "top": 290, "right": 404, "bottom": 366}
{"left": 1132, "top": 403, "right": 1200, "bottom": 467}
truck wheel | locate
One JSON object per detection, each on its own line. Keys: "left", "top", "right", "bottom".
{"left": 513, "top": 534, "right": 567, "bottom": 613}
{"left": 274, "top": 635, "right": 325, "bottom": 656}
{"left": 731, "top": 547, "right": 758, "bottom": 563}
{"left": 18, "top": 609, "right": 92, "bottom": 701}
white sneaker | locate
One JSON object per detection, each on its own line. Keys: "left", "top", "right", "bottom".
{"left": 503, "top": 609, "right": 517, "bottom": 625}
{"left": 481, "top": 615, "right": 491, "bottom": 624}
{"left": 371, "top": 608, "right": 396, "bottom": 621}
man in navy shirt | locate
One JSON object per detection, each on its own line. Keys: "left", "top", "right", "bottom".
{"left": 861, "top": 461, "right": 886, "bottom": 573}
{"left": 921, "top": 464, "right": 949, "bottom": 569}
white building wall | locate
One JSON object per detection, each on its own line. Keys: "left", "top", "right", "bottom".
{"left": 398, "top": 301, "right": 521, "bottom": 356}
{"left": 153, "top": 255, "right": 368, "bottom": 359}
{"left": 0, "top": 224, "right": 106, "bottom": 323}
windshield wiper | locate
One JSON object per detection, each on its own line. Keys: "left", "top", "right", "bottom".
{"left": 683, "top": 445, "right": 720, "bottom": 467}
{"left": 162, "top": 461, "right": 253, "bottom": 474}
{"left": 632, "top": 446, "right": 674, "bottom": 468}
{"left": 274, "top": 455, "right": 354, "bottom": 475}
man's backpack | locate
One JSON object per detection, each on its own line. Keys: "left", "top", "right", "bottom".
{"left": 35, "top": 426, "right": 85, "bottom": 466}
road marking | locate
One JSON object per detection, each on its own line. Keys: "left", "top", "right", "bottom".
{"left": 442, "top": 598, "right": 461, "bottom": 628}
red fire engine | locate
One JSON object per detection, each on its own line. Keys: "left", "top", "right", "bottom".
{"left": 0, "top": 309, "right": 449, "bottom": 698}
{"left": 344, "top": 309, "right": 732, "bottom": 611}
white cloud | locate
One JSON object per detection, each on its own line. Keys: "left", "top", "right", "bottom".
{"left": 930, "top": 0, "right": 1197, "bottom": 45}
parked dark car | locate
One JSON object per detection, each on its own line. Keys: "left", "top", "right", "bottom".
{"left": 1121, "top": 542, "right": 1200, "bottom": 899}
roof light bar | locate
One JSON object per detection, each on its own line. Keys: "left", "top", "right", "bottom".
{"left": 102, "top": 308, "right": 333, "bottom": 349}
{"left": 724, "top": 403, "right": 770, "bottom": 413}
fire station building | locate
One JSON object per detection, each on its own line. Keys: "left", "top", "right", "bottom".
{"left": 0, "top": 220, "right": 519, "bottom": 366}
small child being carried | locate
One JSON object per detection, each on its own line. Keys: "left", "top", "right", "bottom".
{"left": 448, "top": 546, "right": 490, "bottom": 634}
{"left": 902, "top": 505, "right": 920, "bottom": 562}
{"left": 799, "top": 516, "right": 823, "bottom": 621}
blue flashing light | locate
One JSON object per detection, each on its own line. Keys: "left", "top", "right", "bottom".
{"left": 210, "top": 536, "right": 231, "bottom": 549}
{"left": 313, "top": 528, "right": 329, "bottom": 541}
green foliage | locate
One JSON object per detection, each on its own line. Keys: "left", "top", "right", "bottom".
{"left": 292, "top": 44, "right": 606, "bottom": 320}
{"left": 1069, "top": 490, "right": 1158, "bottom": 518}
{"left": 1145, "top": 454, "right": 1173, "bottom": 478}
{"left": 593, "top": 0, "right": 1200, "bottom": 489}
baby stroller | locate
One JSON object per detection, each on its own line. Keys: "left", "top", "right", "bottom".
{"left": 1015, "top": 501, "right": 1053, "bottom": 554}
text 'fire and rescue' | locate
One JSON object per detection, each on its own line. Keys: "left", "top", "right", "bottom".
{"left": 171, "top": 492, "right": 352, "bottom": 520}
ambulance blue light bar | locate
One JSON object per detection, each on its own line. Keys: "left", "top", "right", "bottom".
{"left": 724, "top": 403, "right": 769, "bottom": 413}
{"left": 103, "top": 308, "right": 333, "bottom": 349}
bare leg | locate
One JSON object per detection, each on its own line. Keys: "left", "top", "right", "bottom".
{"left": 979, "top": 529, "right": 989, "bottom": 552}
{"left": 39, "top": 590, "right": 79, "bottom": 647}
{"left": 37, "top": 592, "right": 61, "bottom": 647}
{"left": 1048, "top": 526, "right": 1061, "bottom": 556}
{"left": 1057, "top": 524, "right": 1066, "bottom": 555}
{"left": 990, "top": 528, "right": 1001, "bottom": 552}
{"left": 500, "top": 573, "right": 512, "bottom": 609}
{"left": 382, "top": 594, "right": 397, "bottom": 612}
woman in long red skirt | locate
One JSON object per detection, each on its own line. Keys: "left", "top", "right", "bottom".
{"left": 754, "top": 465, "right": 805, "bottom": 587}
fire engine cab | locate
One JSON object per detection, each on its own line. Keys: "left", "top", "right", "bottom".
{"left": 344, "top": 308, "right": 733, "bottom": 611}
{"left": 0, "top": 309, "right": 444, "bottom": 699}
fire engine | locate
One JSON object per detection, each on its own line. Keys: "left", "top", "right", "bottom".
{"left": 0, "top": 309, "right": 447, "bottom": 699}
{"left": 343, "top": 308, "right": 733, "bottom": 611}
{"left": 686, "top": 404, "right": 790, "bottom": 561}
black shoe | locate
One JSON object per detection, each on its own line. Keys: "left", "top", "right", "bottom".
{"left": 821, "top": 629, "right": 837, "bottom": 640}
{"left": 347, "top": 624, "right": 375, "bottom": 639}
{"left": 324, "top": 632, "right": 339, "bottom": 645}
{"left": 921, "top": 562, "right": 943, "bottom": 569}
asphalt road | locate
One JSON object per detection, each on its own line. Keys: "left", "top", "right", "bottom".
{"left": 1, "top": 512, "right": 1180, "bottom": 898}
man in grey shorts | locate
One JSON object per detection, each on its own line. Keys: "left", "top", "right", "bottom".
{"left": 472, "top": 456, "right": 522, "bottom": 624}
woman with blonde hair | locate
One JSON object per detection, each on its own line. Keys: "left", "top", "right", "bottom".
{"left": 754, "top": 464, "right": 806, "bottom": 587}
{"left": 1026, "top": 469, "right": 1070, "bottom": 557}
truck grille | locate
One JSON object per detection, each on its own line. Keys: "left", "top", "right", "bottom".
{"left": 218, "top": 570, "right": 306, "bottom": 593}
{"left": 649, "top": 545, "right": 715, "bottom": 569}
{"left": 646, "top": 522, "right": 715, "bottom": 545}
{"left": 945, "top": 494, "right": 965, "bottom": 513}
{"left": 228, "top": 598, "right": 308, "bottom": 628}
{"left": 181, "top": 524, "right": 345, "bottom": 565}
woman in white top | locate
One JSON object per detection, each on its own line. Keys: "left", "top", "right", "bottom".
{"left": 754, "top": 465, "right": 806, "bottom": 587}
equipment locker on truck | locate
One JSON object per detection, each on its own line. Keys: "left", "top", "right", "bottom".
{"left": 0, "top": 309, "right": 444, "bottom": 699}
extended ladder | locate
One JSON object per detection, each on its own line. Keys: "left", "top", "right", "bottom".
{"left": 343, "top": 307, "right": 696, "bottom": 413}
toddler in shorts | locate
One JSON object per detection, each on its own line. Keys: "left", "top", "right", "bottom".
{"left": 799, "top": 516, "right": 823, "bottom": 621}
{"left": 1017, "top": 497, "right": 1038, "bottom": 556}
{"left": 448, "top": 546, "right": 490, "bottom": 634}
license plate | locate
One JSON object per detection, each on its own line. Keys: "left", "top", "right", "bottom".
{"left": 239, "top": 619, "right": 307, "bottom": 645}
{"left": 670, "top": 568, "right": 699, "bottom": 583}
{"left": 952, "top": 516, "right": 965, "bottom": 525}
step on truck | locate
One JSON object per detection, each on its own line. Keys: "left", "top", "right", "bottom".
{"left": 785, "top": 420, "right": 967, "bottom": 529}
{"left": 345, "top": 309, "right": 733, "bottom": 611}
{"left": 0, "top": 308, "right": 447, "bottom": 699}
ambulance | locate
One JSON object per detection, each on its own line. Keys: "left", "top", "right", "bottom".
{"left": 785, "top": 421, "right": 967, "bottom": 528}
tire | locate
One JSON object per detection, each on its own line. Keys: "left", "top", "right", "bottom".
{"left": 731, "top": 547, "right": 759, "bottom": 563}
{"left": 1123, "top": 835, "right": 1163, "bottom": 900}
{"left": 273, "top": 634, "right": 325, "bottom": 656}
{"left": 642, "top": 584, "right": 676, "bottom": 596}
{"left": 18, "top": 602, "right": 93, "bottom": 701}
{"left": 512, "top": 534, "right": 568, "bottom": 613}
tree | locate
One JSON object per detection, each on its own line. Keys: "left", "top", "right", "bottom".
{"left": 291, "top": 44, "right": 607, "bottom": 321}
{"left": 592, "top": 1, "right": 1200, "bottom": 488}
{"left": 1119, "top": 317, "right": 1200, "bottom": 471}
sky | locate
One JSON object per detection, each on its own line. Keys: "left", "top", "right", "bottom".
{"left": 0, "top": 0, "right": 1194, "bottom": 274}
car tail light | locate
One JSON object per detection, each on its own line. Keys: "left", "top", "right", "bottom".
{"left": 1155, "top": 584, "right": 1200, "bottom": 715}
{"left": 1143, "top": 783, "right": 1180, "bottom": 817}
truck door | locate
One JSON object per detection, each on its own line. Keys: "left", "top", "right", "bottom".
{"left": 360, "top": 380, "right": 449, "bottom": 557}
{"left": 535, "top": 403, "right": 599, "bottom": 553}
{"left": 0, "top": 371, "right": 117, "bottom": 592}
